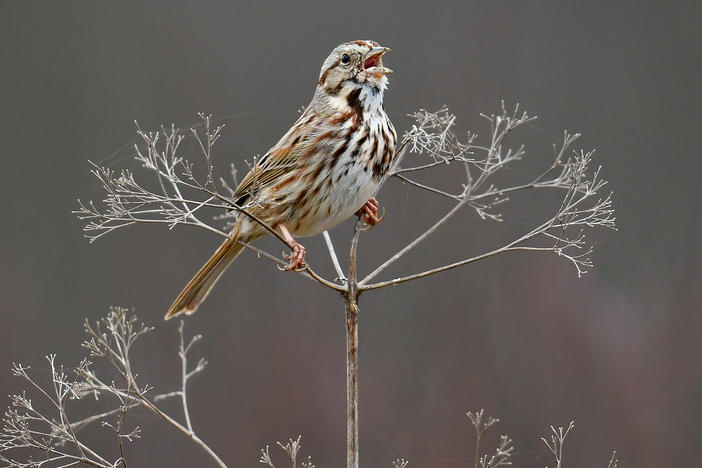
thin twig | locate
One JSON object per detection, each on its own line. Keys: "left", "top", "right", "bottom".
{"left": 323, "top": 231, "right": 347, "bottom": 282}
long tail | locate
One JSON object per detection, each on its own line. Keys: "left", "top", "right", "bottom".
{"left": 165, "top": 226, "right": 245, "bottom": 320}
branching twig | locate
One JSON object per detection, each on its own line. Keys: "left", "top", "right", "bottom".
{"left": 73, "top": 114, "right": 340, "bottom": 294}
{"left": 66, "top": 103, "right": 617, "bottom": 468}
{"left": 467, "top": 409, "right": 513, "bottom": 468}
{"left": 258, "top": 436, "right": 315, "bottom": 468}
{"left": 75, "top": 104, "right": 615, "bottom": 297}
{"left": 177, "top": 320, "right": 207, "bottom": 434}
{"left": 367, "top": 104, "right": 614, "bottom": 286}
{"left": 323, "top": 230, "right": 347, "bottom": 283}
{"left": 0, "top": 308, "right": 226, "bottom": 468}
{"left": 541, "top": 421, "right": 575, "bottom": 468}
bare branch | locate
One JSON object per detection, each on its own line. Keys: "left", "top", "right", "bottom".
{"left": 541, "top": 421, "right": 575, "bottom": 468}
{"left": 467, "top": 409, "right": 513, "bottom": 468}
{"left": 323, "top": 231, "right": 347, "bottom": 283}
{"left": 74, "top": 114, "right": 340, "bottom": 292}
{"left": 363, "top": 103, "right": 615, "bottom": 288}
{"left": 63, "top": 104, "right": 617, "bottom": 468}
{"left": 1, "top": 308, "right": 227, "bottom": 468}
{"left": 177, "top": 321, "right": 206, "bottom": 434}
{"left": 75, "top": 104, "right": 615, "bottom": 299}
{"left": 258, "top": 436, "right": 314, "bottom": 468}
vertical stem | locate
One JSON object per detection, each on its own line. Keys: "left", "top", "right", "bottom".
{"left": 473, "top": 436, "right": 480, "bottom": 468}
{"left": 345, "top": 295, "right": 359, "bottom": 468}
{"left": 345, "top": 220, "right": 362, "bottom": 468}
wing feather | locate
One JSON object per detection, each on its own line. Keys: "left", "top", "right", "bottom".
{"left": 233, "top": 114, "right": 316, "bottom": 203}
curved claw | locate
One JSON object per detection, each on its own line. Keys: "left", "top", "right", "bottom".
{"left": 360, "top": 206, "right": 385, "bottom": 231}
{"left": 356, "top": 197, "right": 385, "bottom": 229}
{"left": 282, "top": 240, "right": 306, "bottom": 271}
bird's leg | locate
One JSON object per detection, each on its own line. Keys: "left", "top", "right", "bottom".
{"left": 278, "top": 223, "right": 306, "bottom": 271}
{"left": 355, "top": 197, "right": 385, "bottom": 229}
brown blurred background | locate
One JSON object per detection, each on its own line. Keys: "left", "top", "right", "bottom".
{"left": 1, "top": 1, "right": 700, "bottom": 466}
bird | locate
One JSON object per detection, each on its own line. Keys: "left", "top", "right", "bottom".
{"left": 165, "top": 40, "right": 396, "bottom": 319}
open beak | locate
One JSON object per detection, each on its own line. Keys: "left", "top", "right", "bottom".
{"left": 363, "top": 46, "right": 392, "bottom": 76}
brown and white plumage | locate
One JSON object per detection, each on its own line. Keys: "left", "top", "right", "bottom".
{"left": 166, "top": 40, "right": 396, "bottom": 319}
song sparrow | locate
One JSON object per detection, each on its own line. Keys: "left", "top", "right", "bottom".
{"left": 165, "top": 40, "right": 396, "bottom": 319}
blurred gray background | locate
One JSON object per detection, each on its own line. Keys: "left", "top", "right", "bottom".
{"left": 1, "top": 1, "right": 700, "bottom": 466}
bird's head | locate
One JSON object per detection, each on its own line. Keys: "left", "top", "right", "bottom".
{"left": 318, "top": 40, "right": 392, "bottom": 93}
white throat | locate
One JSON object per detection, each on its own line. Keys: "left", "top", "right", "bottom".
{"left": 358, "top": 85, "right": 385, "bottom": 114}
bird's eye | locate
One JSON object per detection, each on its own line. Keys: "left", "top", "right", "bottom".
{"left": 341, "top": 54, "right": 351, "bottom": 65}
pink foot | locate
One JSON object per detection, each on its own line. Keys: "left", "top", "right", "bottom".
{"left": 355, "top": 197, "right": 385, "bottom": 229}
{"left": 283, "top": 239, "right": 306, "bottom": 271}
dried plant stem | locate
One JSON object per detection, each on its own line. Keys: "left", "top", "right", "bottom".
{"left": 344, "top": 301, "right": 359, "bottom": 468}
{"left": 361, "top": 232, "right": 548, "bottom": 291}
{"left": 119, "top": 363, "right": 225, "bottom": 467}
{"left": 360, "top": 197, "right": 468, "bottom": 285}
{"left": 92, "top": 311, "right": 226, "bottom": 468}
{"left": 67, "top": 105, "right": 617, "bottom": 468}
{"left": 64, "top": 388, "right": 226, "bottom": 468}
{"left": 127, "top": 387, "right": 226, "bottom": 467}
{"left": 150, "top": 324, "right": 225, "bottom": 468}
{"left": 323, "top": 230, "right": 346, "bottom": 282}
{"left": 344, "top": 220, "right": 363, "bottom": 468}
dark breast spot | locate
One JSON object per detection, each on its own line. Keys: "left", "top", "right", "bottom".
{"left": 346, "top": 88, "right": 364, "bottom": 129}
{"left": 356, "top": 129, "right": 368, "bottom": 147}
{"left": 373, "top": 145, "right": 390, "bottom": 178}
{"left": 371, "top": 137, "right": 379, "bottom": 157}
{"left": 332, "top": 140, "right": 348, "bottom": 159}
{"left": 309, "top": 159, "right": 326, "bottom": 182}
{"left": 347, "top": 88, "right": 362, "bottom": 112}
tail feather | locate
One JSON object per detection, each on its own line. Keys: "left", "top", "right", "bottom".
{"left": 165, "top": 229, "right": 245, "bottom": 320}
